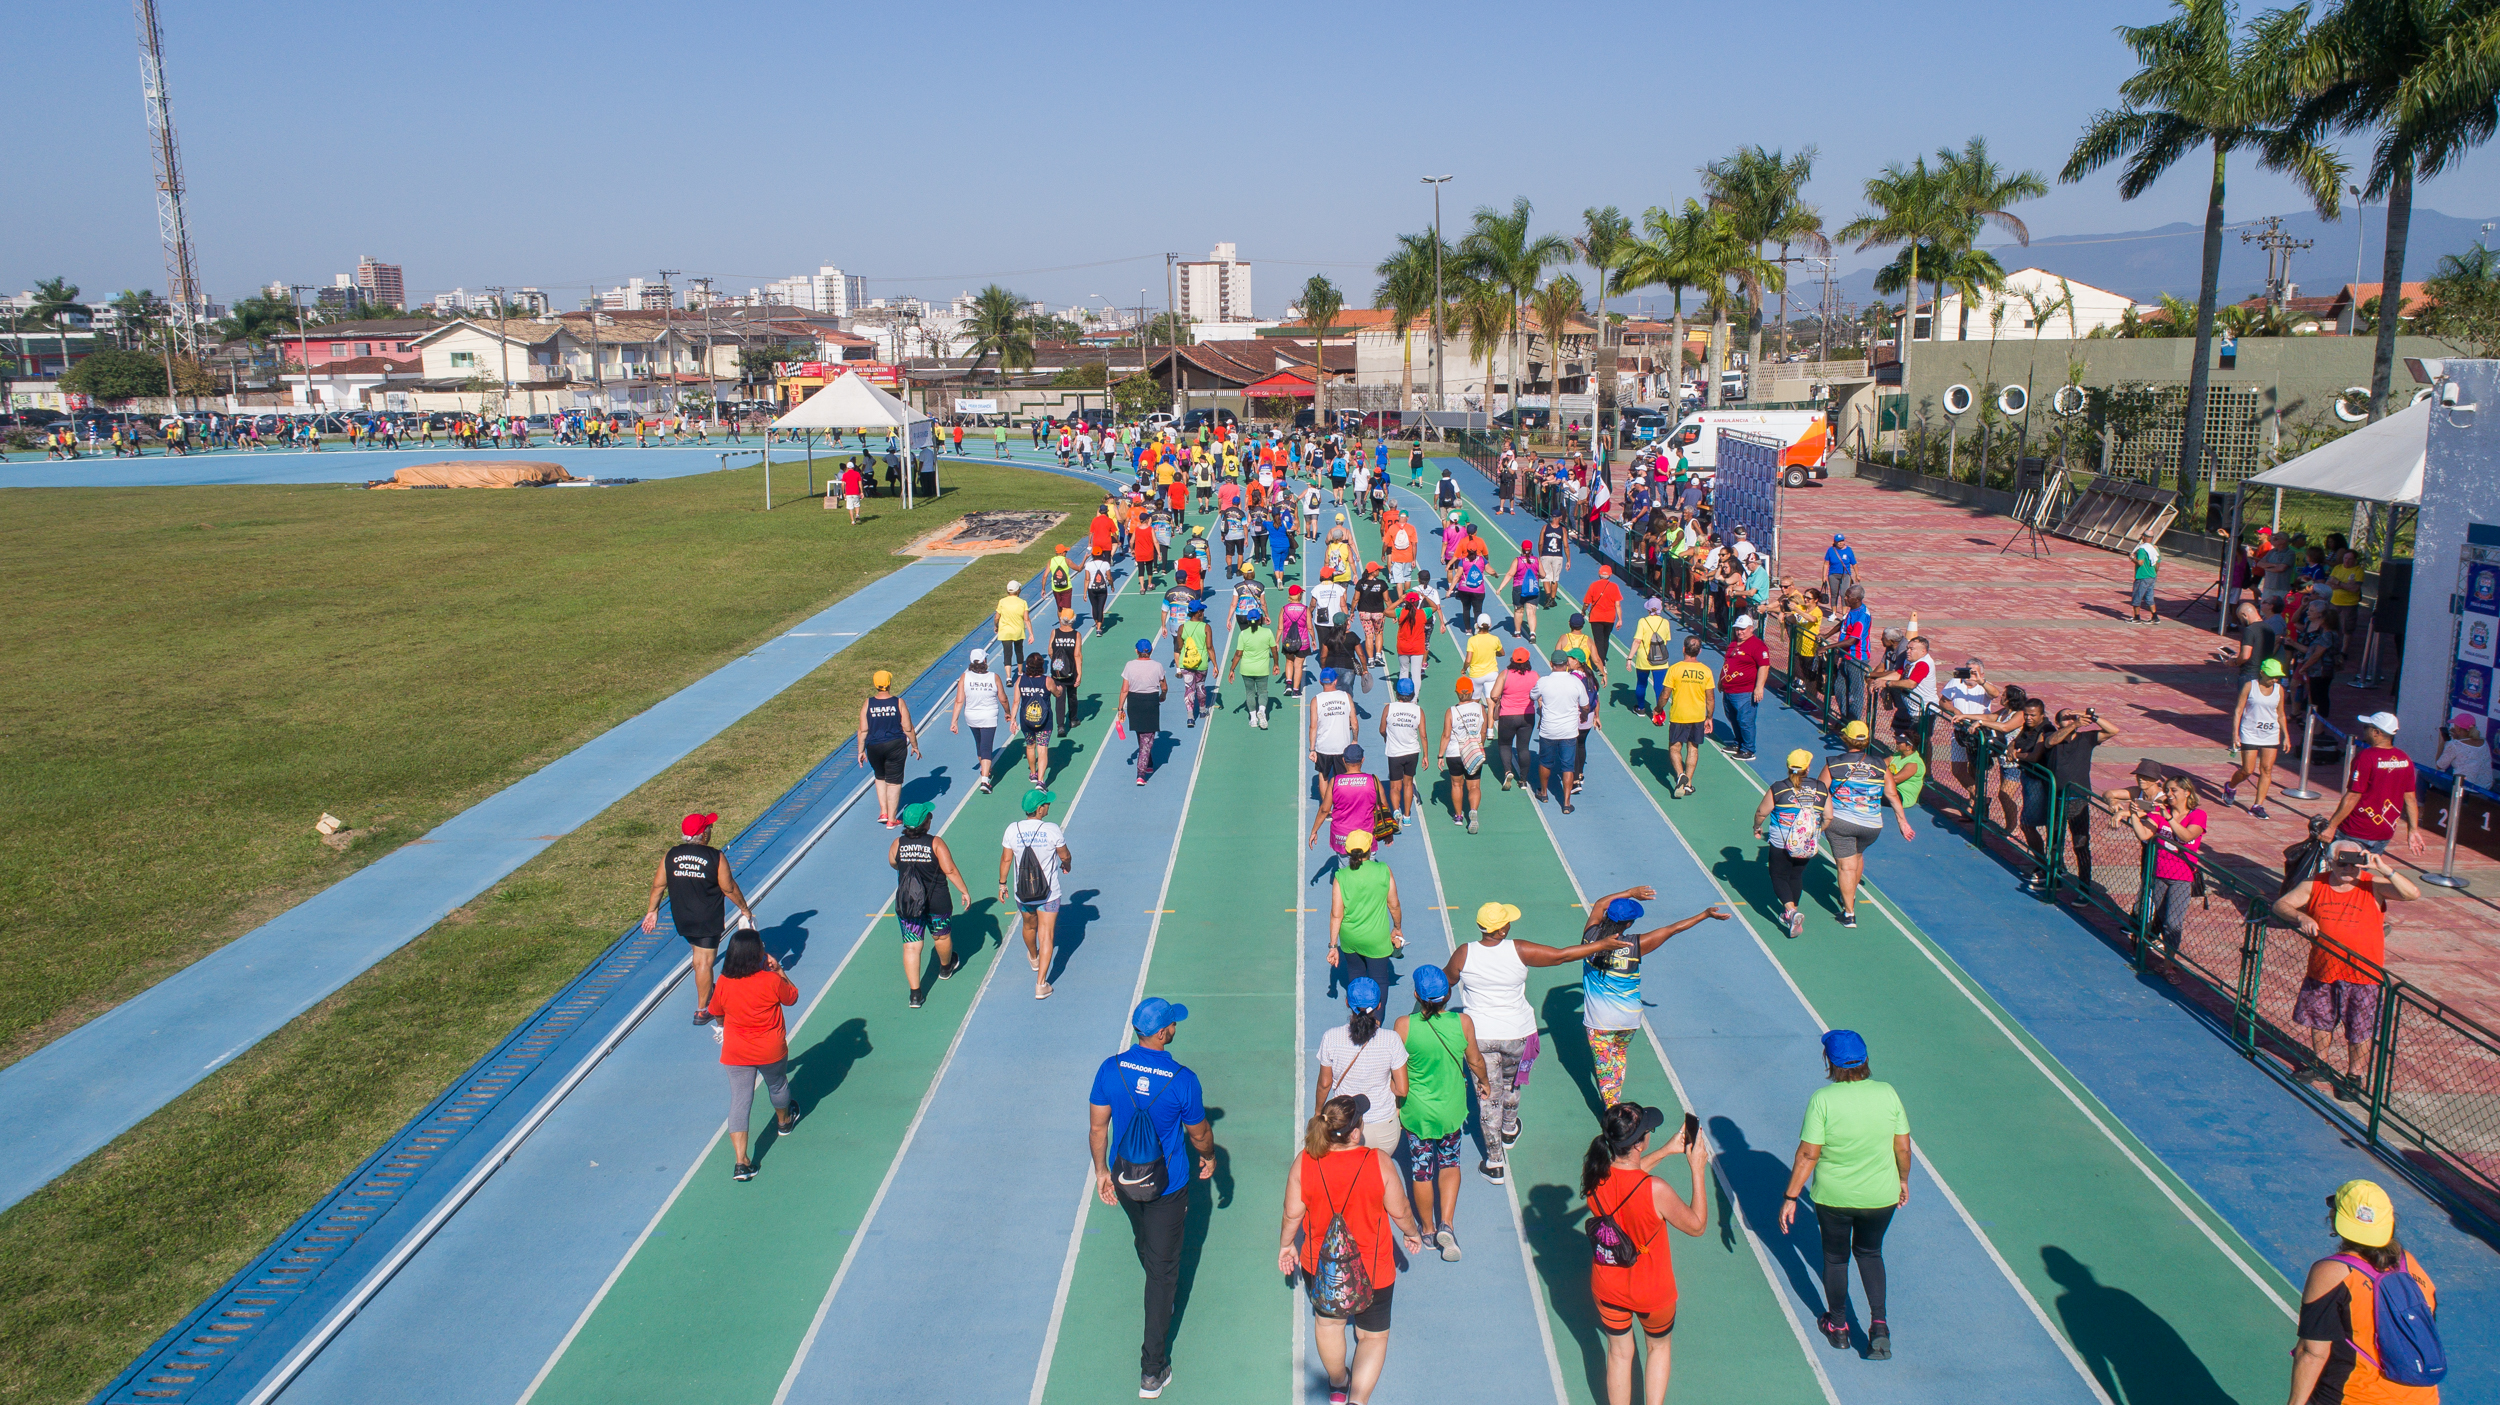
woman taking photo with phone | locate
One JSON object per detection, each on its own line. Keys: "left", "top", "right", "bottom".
{"left": 1584, "top": 1101, "right": 1710, "bottom": 1405}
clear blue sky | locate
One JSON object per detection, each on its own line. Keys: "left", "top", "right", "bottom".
{"left": 7, "top": 0, "right": 2497, "bottom": 317}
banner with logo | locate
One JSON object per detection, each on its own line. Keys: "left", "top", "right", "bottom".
{"left": 2450, "top": 544, "right": 2500, "bottom": 772}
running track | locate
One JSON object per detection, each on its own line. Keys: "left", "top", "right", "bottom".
{"left": 101, "top": 453, "right": 2500, "bottom": 1405}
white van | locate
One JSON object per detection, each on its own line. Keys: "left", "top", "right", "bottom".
{"left": 1661, "top": 409, "right": 1831, "bottom": 487}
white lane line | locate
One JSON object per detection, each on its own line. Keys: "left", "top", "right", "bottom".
{"left": 1027, "top": 590, "right": 1233, "bottom": 1405}
{"left": 1290, "top": 525, "right": 1313, "bottom": 1405}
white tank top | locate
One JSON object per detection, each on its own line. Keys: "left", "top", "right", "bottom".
{"left": 1443, "top": 702, "right": 1486, "bottom": 758}
{"left": 1461, "top": 937, "right": 1535, "bottom": 1041}
{"left": 1383, "top": 701, "right": 1424, "bottom": 757}
{"left": 960, "top": 670, "right": 1002, "bottom": 727}
{"left": 2240, "top": 678, "right": 2283, "bottom": 745}
{"left": 1312, "top": 692, "right": 1355, "bottom": 753}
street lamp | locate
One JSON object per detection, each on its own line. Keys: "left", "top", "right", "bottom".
{"left": 1424, "top": 175, "right": 1452, "bottom": 437}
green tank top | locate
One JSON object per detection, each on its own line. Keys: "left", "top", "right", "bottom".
{"left": 1335, "top": 859, "right": 1395, "bottom": 957}
{"left": 1400, "top": 1010, "right": 1469, "bottom": 1139}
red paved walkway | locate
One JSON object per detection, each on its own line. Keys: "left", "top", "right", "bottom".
{"left": 1767, "top": 474, "right": 2500, "bottom": 1029}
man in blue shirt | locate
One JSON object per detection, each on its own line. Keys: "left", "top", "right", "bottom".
{"left": 1821, "top": 583, "right": 1875, "bottom": 728}
{"left": 1089, "top": 996, "right": 1215, "bottom": 1398}
{"left": 1823, "top": 533, "right": 1857, "bottom": 603}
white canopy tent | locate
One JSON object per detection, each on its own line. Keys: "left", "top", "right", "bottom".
{"left": 768, "top": 372, "right": 939, "bottom": 508}
{"left": 2241, "top": 399, "right": 2427, "bottom": 505}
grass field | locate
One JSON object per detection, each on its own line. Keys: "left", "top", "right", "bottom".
{"left": 0, "top": 460, "right": 1097, "bottom": 1069}
{"left": 0, "top": 459, "right": 1103, "bottom": 1405}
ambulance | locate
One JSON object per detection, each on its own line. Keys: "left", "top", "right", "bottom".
{"left": 1660, "top": 408, "right": 1832, "bottom": 488}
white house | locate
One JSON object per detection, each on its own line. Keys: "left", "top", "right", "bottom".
{"left": 1925, "top": 268, "right": 2136, "bottom": 341}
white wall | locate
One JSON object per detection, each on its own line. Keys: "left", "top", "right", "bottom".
{"left": 1930, "top": 269, "right": 2136, "bottom": 341}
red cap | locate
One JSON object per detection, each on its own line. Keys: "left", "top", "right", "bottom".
{"left": 682, "top": 812, "right": 719, "bottom": 837}
{"left": 1510, "top": 646, "right": 1531, "bottom": 664}
{"left": 1288, "top": 584, "right": 1304, "bottom": 596}
{"left": 1599, "top": 565, "right": 1613, "bottom": 578}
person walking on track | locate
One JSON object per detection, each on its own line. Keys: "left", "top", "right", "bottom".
{"left": 1173, "top": 600, "right": 1216, "bottom": 728}
{"left": 1014, "top": 653, "right": 1056, "bottom": 787}
{"left": 1227, "top": 604, "right": 1280, "bottom": 728}
{"left": 1439, "top": 675, "right": 1490, "bottom": 832}
{"left": 1629, "top": 597, "right": 1674, "bottom": 719}
{"left": 1662, "top": 638, "right": 1715, "bottom": 798}
{"left": 1585, "top": 1101, "right": 1710, "bottom": 1405}
{"left": 949, "top": 648, "right": 1005, "bottom": 795}
{"left": 1316, "top": 976, "right": 1409, "bottom": 1153}
{"left": 1380, "top": 679, "right": 1426, "bottom": 820}
{"left": 1397, "top": 965, "right": 1490, "bottom": 1262}
{"left": 1085, "top": 551, "right": 1116, "bottom": 636}
{"left": 1310, "top": 669, "right": 1358, "bottom": 778}
{"left": 1492, "top": 647, "right": 1540, "bottom": 792}
{"left": 2288, "top": 1179, "right": 2444, "bottom": 1405}
{"left": 1755, "top": 750, "right": 1831, "bottom": 939}
{"left": 1047, "top": 608, "right": 1086, "bottom": 738}
{"left": 1778, "top": 1029, "right": 1911, "bottom": 1361}
{"left": 1091, "top": 997, "right": 1217, "bottom": 1400}
{"left": 890, "top": 802, "right": 968, "bottom": 1009}
{"left": 2224, "top": 657, "right": 2288, "bottom": 819}
{"left": 1533, "top": 649, "right": 1594, "bottom": 811}
{"left": 1581, "top": 894, "right": 1731, "bottom": 1107}
{"left": 1001, "top": 788, "right": 1072, "bottom": 1000}
{"left": 642, "top": 812, "right": 757, "bottom": 1025}
{"left": 1120, "top": 639, "right": 1169, "bottom": 784}
{"left": 1323, "top": 827, "right": 1402, "bottom": 992}
{"left": 704, "top": 930, "right": 799, "bottom": 1182}
{"left": 1047, "top": 545, "right": 1078, "bottom": 620}
{"left": 858, "top": 671, "right": 922, "bottom": 829}
{"left": 1281, "top": 1093, "right": 1427, "bottom": 1405}
{"left": 995, "top": 579, "right": 1031, "bottom": 660}
{"left": 1445, "top": 902, "right": 1610, "bottom": 1182}
{"left": 1819, "top": 721, "right": 1915, "bottom": 928}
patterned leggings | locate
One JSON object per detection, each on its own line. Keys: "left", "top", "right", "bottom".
{"left": 1589, "top": 1029, "right": 1635, "bottom": 1107}
{"left": 1477, "top": 1037, "right": 1529, "bottom": 1166}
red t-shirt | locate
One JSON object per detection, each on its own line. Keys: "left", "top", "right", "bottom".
{"left": 1720, "top": 636, "right": 1770, "bottom": 694}
{"left": 2340, "top": 746, "right": 2417, "bottom": 842}
{"left": 1396, "top": 600, "right": 1432, "bottom": 655}
{"left": 840, "top": 468, "right": 861, "bottom": 496}
{"left": 1584, "top": 578, "right": 1624, "bottom": 624}
{"left": 2302, "top": 874, "right": 2388, "bottom": 985}
{"left": 1089, "top": 514, "right": 1117, "bottom": 556}
{"left": 1178, "top": 555, "right": 1204, "bottom": 591}
{"left": 703, "top": 969, "right": 799, "bottom": 1066}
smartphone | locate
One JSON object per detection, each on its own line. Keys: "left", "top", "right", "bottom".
{"left": 1953, "top": 667, "right": 1972, "bottom": 680}
{"left": 1680, "top": 1112, "right": 1701, "bottom": 1150}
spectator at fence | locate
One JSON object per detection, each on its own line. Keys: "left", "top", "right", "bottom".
{"left": 1872, "top": 636, "right": 1939, "bottom": 743}
{"left": 2325, "top": 713, "right": 2425, "bottom": 858}
{"left": 1824, "top": 587, "right": 1874, "bottom": 730}
{"left": 2272, "top": 842, "right": 2419, "bottom": 1093}
{"left": 1780, "top": 584, "right": 1827, "bottom": 705}
{"left": 2035, "top": 707, "right": 2119, "bottom": 894}
{"left": 1936, "top": 660, "right": 1999, "bottom": 825}
{"left": 2120, "top": 776, "right": 2206, "bottom": 963}
{"left": 2436, "top": 715, "right": 2492, "bottom": 791}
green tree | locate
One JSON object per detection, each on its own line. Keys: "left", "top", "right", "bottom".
{"left": 1447, "top": 275, "right": 1511, "bottom": 416}
{"left": 1050, "top": 360, "right": 1109, "bottom": 388}
{"left": 1111, "top": 370, "right": 1170, "bottom": 418}
{"left": 1530, "top": 276, "right": 1585, "bottom": 412}
{"left": 1703, "top": 147, "right": 1825, "bottom": 369}
{"left": 1680, "top": 204, "right": 1776, "bottom": 407}
{"left": 2424, "top": 241, "right": 2500, "bottom": 356}
{"left": 1298, "top": 273, "right": 1345, "bottom": 423}
{"left": 959, "top": 284, "right": 1035, "bottom": 381}
{"left": 1576, "top": 206, "right": 1634, "bottom": 411}
{"left": 2294, "top": 0, "right": 2500, "bottom": 419}
{"left": 1935, "top": 136, "right": 2049, "bottom": 338}
{"left": 109, "top": 289, "right": 164, "bottom": 349}
{"left": 2061, "top": 0, "right": 2344, "bottom": 499}
{"left": 58, "top": 347, "right": 167, "bottom": 401}
{"left": 1613, "top": 201, "right": 1713, "bottom": 405}
{"left": 1840, "top": 158, "right": 1957, "bottom": 388}
{"left": 1457, "top": 198, "right": 1570, "bottom": 415}
{"left": 1376, "top": 230, "right": 1446, "bottom": 415}
{"left": 215, "top": 294, "right": 297, "bottom": 350}
{"left": 27, "top": 277, "right": 85, "bottom": 330}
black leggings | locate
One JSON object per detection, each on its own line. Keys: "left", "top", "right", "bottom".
{"left": 1497, "top": 714, "right": 1534, "bottom": 785}
{"left": 1816, "top": 1202, "right": 1895, "bottom": 1323}
{"left": 1768, "top": 846, "right": 1811, "bottom": 908}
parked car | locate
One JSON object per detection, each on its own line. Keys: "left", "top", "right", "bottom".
{"left": 1074, "top": 408, "right": 1114, "bottom": 430}
{"left": 1182, "top": 407, "right": 1239, "bottom": 433}
{"left": 1489, "top": 407, "right": 1552, "bottom": 431}
{"left": 1617, "top": 406, "right": 1671, "bottom": 446}
{"left": 1141, "top": 411, "right": 1180, "bottom": 433}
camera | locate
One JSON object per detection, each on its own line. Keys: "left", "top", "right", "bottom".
{"left": 1953, "top": 667, "right": 1972, "bottom": 680}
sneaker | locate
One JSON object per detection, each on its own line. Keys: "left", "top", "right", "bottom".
{"left": 978, "top": 779, "right": 993, "bottom": 795}
{"left": 1840, "top": 910, "right": 1859, "bottom": 929}
{"left": 1819, "top": 1315, "right": 1850, "bottom": 1349}
{"left": 1139, "top": 1367, "right": 1171, "bottom": 1399}
{"left": 1186, "top": 716, "right": 1197, "bottom": 728}
{"left": 1480, "top": 1158, "right": 1506, "bottom": 1183}
{"left": 732, "top": 1161, "right": 755, "bottom": 1182}
{"left": 1137, "top": 775, "right": 1149, "bottom": 786}
{"left": 1466, "top": 812, "right": 1479, "bottom": 834}
{"left": 2221, "top": 784, "right": 2238, "bottom": 806}
{"left": 776, "top": 1107, "right": 801, "bottom": 1135}
{"left": 2251, "top": 804, "right": 2271, "bottom": 819}
{"left": 938, "top": 958, "right": 955, "bottom": 980}
{"left": 1327, "top": 1387, "right": 1348, "bottom": 1405}
{"left": 1437, "top": 1226, "right": 1462, "bottom": 1261}
{"left": 1500, "top": 776, "right": 1514, "bottom": 791}
{"left": 1868, "top": 1320, "right": 1892, "bottom": 1360}
{"left": 909, "top": 987, "right": 926, "bottom": 1008}
{"left": 1785, "top": 908, "right": 1805, "bottom": 940}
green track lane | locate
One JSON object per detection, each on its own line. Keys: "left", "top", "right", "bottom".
{"left": 1437, "top": 469, "right": 2296, "bottom": 1399}
{"left": 527, "top": 581, "right": 1148, "bottom": 1405}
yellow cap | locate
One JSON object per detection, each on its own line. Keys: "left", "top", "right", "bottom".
{"left": 872, "top": 670, "right": 893, "bottom": 689}
{"left": 1787, "top": 749, "right": 1814, "bottom": 772}
{"left": 2333, "top": 1179, "right": 2396, "bottom": 1247}
{"left": 1476, "top": 901, "right": 1523, "bottom": 931}
{"left": 1344, "top": 829, "right": 1373, "bottom": 852}
{"left": 1841, "top": 720, "right": 1870, "bottom": 742}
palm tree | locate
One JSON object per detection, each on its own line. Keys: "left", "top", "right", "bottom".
{"left": 2062, "top": 0, "right": 2343, "bottom": 496}
{"left": 1375, "top": 233, "right": 1443, "bottom": 418}
{"left": 1448, "top": 276, "right": 1511, "bottom": 418}
{"left": 1300, "top": 274, "right": 1345, "bottom": 426}
{"left": 1611, "top": 202, "right": 1707, "bottom": 409}
{"left": 1576, "top": 206, "right": 1633, "bottom": 418}
{"left": 959, "top": 284, "right": 1035, "bottom": 382}
{"left": 1530, "top": 275, "right": 1585, "bottom": 425}
{"left": 2426, "top": 241, "right": 2500, "bottom": 355}
{"left": 109, "top": 290, "right": 163, "bottom": 351}
{"left": 1928, "top": 245, "right": 2013, "bottom": 342}
{"left": 2295, "top": 0, "right": 2500, "bottom": 420}
{"left": 1458, "top": 198, "right": 1571, "bottom": 416}
{"left": 1689, "top": 210, "right": 1777, "bottom": 408}
{"left": 28, "top": 277, "right": 85, "bottom": 330}
{"left": 1839, "top": 159, "right": 1957, "bottom": 387}
{"left": 1703, "top": 146, "right": 1827, "bottom": 371}
{"left": 1934, "top": 136, "right": 2048, "bottom": 339}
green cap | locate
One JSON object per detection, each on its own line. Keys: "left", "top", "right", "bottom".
{"left": 1021, "top": 787, "right": 1056, "bottom": 815}
{"left": 2258, "top": 657, "right": 2286, "bottom": 677}
{"left": 897, "top": 802, "right": 934, "bottom": 829}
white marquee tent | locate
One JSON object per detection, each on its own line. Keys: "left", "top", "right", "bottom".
{"left": 2241, "top": 398, "right": 2427, "bottom": 506}
{"left": 769, "top": 373, "right": 938, "bottom": 507}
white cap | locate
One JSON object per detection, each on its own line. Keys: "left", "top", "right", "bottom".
{"left": 1734, "top": 614, "right": 1757, "bottom": 630}
{"left": 2359, "top": 711, "right": 2400, "bottom": 735}
{"left": 968, "top": 647, "right": 987, "bottom": 663}
{"left": 1006, "top": 579, "right": 1021, "bottom": 591}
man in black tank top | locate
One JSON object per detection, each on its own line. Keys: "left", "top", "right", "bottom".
{"left": 642, "top": 813, "right": 757, "bottom": 1025}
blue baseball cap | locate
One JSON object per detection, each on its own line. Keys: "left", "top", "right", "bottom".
{"left": 1606, "top": 897, "right": 1645, "bottom": 923}
{"left": 1135, "top": 638, "right": 1154, "bottom": 653}
{"left": 1320, "top": 667, "right": 1339, "bottom": 685}
{"left": 1187, "top": 599, "right": 1206, "bottom": 613}
{"left": 1414, "top": 965, "right": 1450, "bottom": 1001}
{"left": 1132, "top": 997, "right": 1189, "bottom": 1034}
{"left": 1244, "top": 607, "right": 1264, "bottom": 621}
{"left": 1822, "top": 1028, "right": 1869, "bottom": 1069}
{"left": 1394, "top": 678, "right": 1415, "bottom": 698}
{"left": 1347, "top": 976, "right": 1383, "bottom": 1011}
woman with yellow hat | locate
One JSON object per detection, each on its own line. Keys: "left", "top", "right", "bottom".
{"left": 1755, "top": 750, "right": 1831, "bottom": 939}
{"left": 2290, "top": 1179, "right": 2443, "bottom": 1402}
{"left": 1819, "top": 721, "right": 1915, "bottom": 928}
{"left": 856, "top": 669, "right": 921, "bottom": 829}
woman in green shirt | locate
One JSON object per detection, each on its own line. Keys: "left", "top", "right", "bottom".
{"left": 1777, "top": 1029, "right": 1911, "bottom": 1361}
{"left": 1394, "top": 965, "right": 1490, "bottom": 1261}
{"left": 1327, "top": 829, "right": 1403, "bottom": 991}
{"left": 1887, "top": 732, "right": 1927, "bottom": 810}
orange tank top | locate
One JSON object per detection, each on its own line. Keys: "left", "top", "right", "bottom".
{"left": 1587, "top": 1167, "right": 1678, "bottom": 1314}
{"left": 1298, "top": 1148, "right": 1395, "bottom": 1290}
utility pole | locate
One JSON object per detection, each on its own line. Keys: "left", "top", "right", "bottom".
{"left": 2241, "top": 216, "right": 2314, "bottom": 315}
{"left": 656, "top": 270, "right": 680, "bottom": 414}
{"left": 485, "top": 285, "right": 512, "bottom": 417}
{"left": 134, "top": 0, "right": 204, "bottom": 355}
{"left": 1425, "top": 175, "right": 1451, "bottom": 431}
{"left": 1164, "top": 252, "right": 1181, "bottom": 422}
{"left": 692, "top": 276, "right": 716, "bottom": 412}
{"left": 289, "top": 283, "right": 314, "bottom": 415}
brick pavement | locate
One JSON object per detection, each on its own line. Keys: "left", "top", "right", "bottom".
{"left": 1765, "top": 474, "right": 2500, "bottom": 1030}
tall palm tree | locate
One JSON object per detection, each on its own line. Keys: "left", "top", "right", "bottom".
{"left": 1448, "top": 276, "right": 1511, "bottom": 418}
{"left": 2295, "top": 0, "right": 2500, "bottom": 419}
{"left": 959, "top": 284, "right": 1035, "bottom": 382}
{"left": 28, "top": 277, "right": 85, "bottom": 330}
{"left": 1839, "top": 159, "right": 1957, "bottom": 387}
{"left": 1458, "top": 198, "right": 1571, "bottom": 416}
{"left": 1375, "top": 232, "right": 1443, "bottom": 417}
{"left": 1935, "top": 136, "right": 2049, "bottom": 339}
{"left": 1576, "top": 206, "right": 1633, "bottom": 416}
{"left": 1691, "top": 210, "right": 1777, "bottom": 408}
{"left": 1703, "top": 146, "right": 1827, "bottom": 371}
{"left": 1300, "top": 274, "right": 1345, "bottom": 426}
{"left": 1612, "top": 202, "right": 1708, "bottom": 408}
{"left": 1530, "top": 275, "right": 1585, "bottom": 420}
{"left": 2062, "top": 0, "right": 2343, "bottom": 494}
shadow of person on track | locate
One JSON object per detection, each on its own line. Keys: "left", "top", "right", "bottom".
{"left": 758, "top": 1016, "right": 871, "bottom": 1167}
{"left": 760, "top": 909, "right": 817, "bottom": 971}
{"left": 1521, "top": 1177, "right": 1613, "bottom": 1402}
{"left": 2043, "top": 1245, "right": 2235, "bottom": 1405}
{"left": 1167, "top": 1107, "right": 1234, "bottom": 1355}
{"left": 1048, "top": 888, "right": 1100, "bottom": 984}
{"left": 1708, "top": 1114, "right": 1827, "bottom": 1314}
{"left": 1537, "top": 985, "right": 1606, "bottom": 1119}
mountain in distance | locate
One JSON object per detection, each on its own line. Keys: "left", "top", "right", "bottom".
{"left": 1823, "top": 205, "right": 2497, "bottom": 313}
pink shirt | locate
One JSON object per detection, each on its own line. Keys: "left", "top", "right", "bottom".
{"left": 1326, "top": 773, "right": 1381, "bottom": 854}
{"left": 2149, "top": 808, "right": 2207, "bottom": 881}
{"left": 1495, "top": 669, "right": 1539, "bottom": 717}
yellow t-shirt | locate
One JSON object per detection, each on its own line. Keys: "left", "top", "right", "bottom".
{"left": 1630, "top": 615, "right": 1674, "bottom": 670}
{"left": 1466, "top": 632, "right": 1502, "bottom": 677}
{"left": 1556, "top": 631, "right": 1596, "bottom": 668}
{"left": 996, "top": 595, "right": 1030, "bottom": 641}
{"left": 2329, "top": 564, "right": 2366, "bottom": 608}
{"left": 1793, "top": 605, "right": 1825, "bottom": 658}
{"left": 1665, "top": 660, "right": 1716, "bottom": 724}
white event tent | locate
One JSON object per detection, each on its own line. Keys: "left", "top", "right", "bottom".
{"left": 769, "top": 373, "right": 939, "bottom": 508}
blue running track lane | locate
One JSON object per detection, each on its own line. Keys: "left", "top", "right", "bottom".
{"left": 93, "top": 556, "right": 1098, "bottom": 1405}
